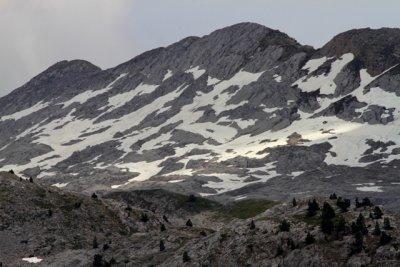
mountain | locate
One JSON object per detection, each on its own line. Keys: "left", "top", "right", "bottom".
{"left": 2, "top": 172, "right": 400, "bottom": 266}
{"left": 1, "top": 23, "right": 400, "bottom": 209}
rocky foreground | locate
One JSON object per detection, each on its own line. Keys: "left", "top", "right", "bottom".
{"left": 1, "top": 171, "right": 400, "bottom": 266}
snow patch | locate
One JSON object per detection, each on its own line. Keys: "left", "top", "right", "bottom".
{"left": 1, "top": 101, "right": 49, "bottom": 121}
{"left": 22, "top": 257, "right": 43, "bottom": 264}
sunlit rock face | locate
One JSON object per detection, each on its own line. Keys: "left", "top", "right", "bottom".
{"left": 2, "top": 23, "right": 400, "bottom": 207}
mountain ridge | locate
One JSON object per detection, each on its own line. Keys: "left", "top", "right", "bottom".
{"left": 1, "top": 22, "right": 400, "bottom": 210}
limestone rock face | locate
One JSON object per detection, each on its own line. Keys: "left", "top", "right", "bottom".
{"left": 1, "top": 23, "right": 400, "bottom": 208}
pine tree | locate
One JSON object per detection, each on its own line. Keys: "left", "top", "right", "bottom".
{"left": 140, "top": 213, "right": 149, "bottom": 223}
{"left": 321, "top": 202, "right": 335, "bottom": 220}
{"left": 321, "top": 217, "right": 334, "bottom": 235}
{"left": 351, "top": 213, "right": 368, "bottom": 235}
{"left": 336, "top": 197, "right": 350, "bottom": 212}
{"left": 350, "top": 231, "right": 363, "bottom": 255}
{"left": 361, "top": 197, "right": 372, "bottom": 207}
{"left": 329, "top": 193, "right": 337, "bottom": 200}
{"left": 186, "top": 219, "right": 193, "bottom": 227}
{"left": 287, "top": 238, "right": 297, "bottom": 250}
{"left": 249, "top": 220, "right": 255, "bottom": 230}
{"left": 372, "top": 222, "right": 381, "bottom": 236}
{"left": 355, "top": 198, "right": 361, "bottom": 208}
{"left": 8, "top": 169, "right": 14, "bottom": 174}
{"left": 29, "top": 177, "right": 34, "bottom": 183}
{"left": 188, "top": 194, "right": 196, "bottom": 202}
{"left": 163, "top": 215, "right": 169, "bottom": 223}
{"left": 372, "top": 206, "right": 383, "bottom": 219}
{"left": 355, "top": 213, "right": 368, "bottom": 235}
{"left": 279, "top": 219, "right": 290, "bottom": 232}
{"left": 109, "top": 258, "right": 116, "bottom": 265}
{"left": 305, "top": 232, "right": 315, "bottom": 245}
{"left": 125, "top": 205, "right": 132, "bottom": 212}
{"left": 307, "top": 199, "right": 319, "bottom": 217}
{"left": 159, "top": 240, "right": 165, "bottom": 251}
{"left": 383, "top": 217, "right": 392, "bottom": 230}
{"left": 160, "top": 223, "right": 166, "bottom": 232}
{"left": 93, "top": 254, "right": 103, "bottom": 267}
{"left": 102, "top": 243, "right": 110, "bottom": 251}
{"left": 380, "top": 231, "right": 392, "bottom": 245}
{"left": 91, "top": 193, "right": 98, "bottom": 199}
{"left": 183, "top": 251, "right": 191, "bottom": 263}
{"left": 93, "top": 236, "right": 99, "bottom": 249}
{"left": 292, "top": 198, "right": 297, "bottom": 207}
{"left": 276, "top": 245, "right": 284, "bottom": 256}
{"left": 335, "top": 215, "right": 346, "bottom": 234}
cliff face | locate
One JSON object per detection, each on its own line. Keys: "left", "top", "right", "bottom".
{"left": 1, "top": 23, "right": 400, "bottom": 209}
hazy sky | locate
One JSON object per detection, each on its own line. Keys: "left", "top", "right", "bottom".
{"left": 1, "top": 0, "right": 400, "bottom": 96}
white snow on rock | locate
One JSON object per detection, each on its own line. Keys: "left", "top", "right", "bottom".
{"left": 63, "top": 73, "right": 127, "bottom": 107}
{"left": 207, "top": 76, "right": 220, "bottom": 86}
{"left": 6, "top": 52, "right": 400, "bottom": 195}
{"left": 185, "top": 66, "right": 206, "bottom": 79}
{"left": 106, "top": 82, "right": 159, "bottom": 111}
{"left": 356, "top": 185, "right": 383, "bottom": 192}
{"left": 163, "top": 69, "right": 173, "bottom": 81}
{"left": 22, "top": 257, "right": 43, "bottom": 264}
{"left": 52, "top": 182, "right": 69, "bottom": 188}
{"left": 295, "top": 53, "right": 354, "bottom": 94}
{"left": 301, "top": 56, "right": 327, "bottom": 73}
{"left": 1, "top": 101, "right": 49, "bottom": 121}
{"left": 273, "top": 74, "right": 282, "bottom": 82}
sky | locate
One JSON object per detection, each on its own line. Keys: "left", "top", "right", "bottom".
{"left": 1, "top": 0, "right": 400, "bottom": 96}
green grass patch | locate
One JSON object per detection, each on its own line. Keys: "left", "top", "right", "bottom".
{"left": 292, "top": 213, "right": 322, "bottom": 226}
{"left": 221, "top": 199, "right": 279, "bottom": 219}
{"left": 175, "top": 193, "right": 222, "bottom": 212}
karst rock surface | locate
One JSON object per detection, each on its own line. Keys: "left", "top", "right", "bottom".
{"left": 2, "top": 23, "right": 400, "bottom": 208}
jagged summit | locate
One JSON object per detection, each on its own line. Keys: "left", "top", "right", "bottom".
{"left": 2, "top": 23, "right": 400, "bottom": 210}
{"left": 115, "top": 22, "right": 311, "bottom": 80}
{"left": 319, "top": 27, "right": 400, "bottom": 75}
{"left": 30, "top": 59, "right": 102, "bottom": 83}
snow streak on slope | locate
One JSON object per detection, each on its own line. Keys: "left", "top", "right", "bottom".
{"left": 3, "top": 51, "right": 400, "bottom": 196}
{"left": 0, "top": 101, "right": 49, "bottom": 121}
{"left": 295, "top": 53, "right": 354, "bottom": 94}
{"left": 63, "top": 73, "right": 127, "bottom": 107}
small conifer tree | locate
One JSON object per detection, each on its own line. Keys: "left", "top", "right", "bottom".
{"left": 292, "top": 198, "right": 297, "bottom": 207}
{"left": 372, "top": 222, "right": 381, "bottom": 236}
{"left": 140, "top": 213, "right": 149, "bottom": 223}
{"left": 160, "top": 240, "right": 166, "bottom": 251}
{"left": 383, "top": 217, "right": 392, "bottom": 230}
{"left": 380, "top": 231, "right": 392, "bottom": 245}
{"left": 183, "top": 251, "right": 190, "bottom": 262}
{"left": 249, "top": 220, "right": 255, "bottom": 230}
{"left": 93, "top": 236, "right": 99, "bottom": 249}
{"left": 305, "top": 232, "right": 315, "bottom": 245}
{"left": 186, "top": 219, "right": 193, "bottom": 227}
{"left": 279, "top": 219, "right": 290, "bottom": 232}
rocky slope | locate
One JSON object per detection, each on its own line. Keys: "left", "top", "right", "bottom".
{"left": 1, "top": 23, "right": 400, "bottom": 208}
{"left": 2, "top": 172, "right": 400, "bottom": 266}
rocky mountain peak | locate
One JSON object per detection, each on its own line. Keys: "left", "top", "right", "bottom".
{"left": 115, "top": 22, "right": 310, "bottom": 81}
{"left": 3, "top": 23, "right": 400, "bottom": 213}
{"left": 33, "top": 60, "right": 102, "bottom": 81}
{"left": 319, "top": 27, "right": 400, "bottom": 75}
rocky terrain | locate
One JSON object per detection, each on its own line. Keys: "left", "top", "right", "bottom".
{"left": 1, "top": 23, "right": 400, "bottom": 208}
{"left": 2, "top": 171, "right": 400, "bottom": 266}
